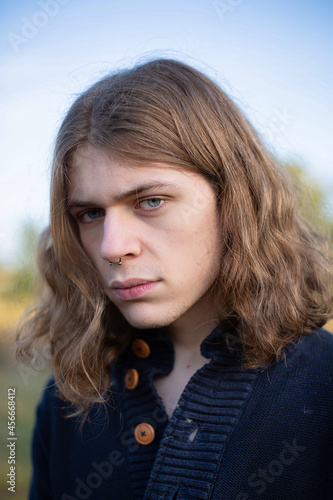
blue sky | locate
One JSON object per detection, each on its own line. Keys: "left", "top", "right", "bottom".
{"left": 1, "top": 0, "right": 332, "bottom": 266}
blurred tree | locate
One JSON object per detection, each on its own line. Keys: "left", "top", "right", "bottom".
{"left": 285, "top": 163, "right": 333, "bottom": 244}
{"left": 11, "top": 222, "right": 40, "bottom": 300}
{"left": 0, "top": 223, "right": 40, "bottom": 332}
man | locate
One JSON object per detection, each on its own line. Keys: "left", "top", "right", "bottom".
{"left": 17, "top": 59, "right": 333, "bottom": 499}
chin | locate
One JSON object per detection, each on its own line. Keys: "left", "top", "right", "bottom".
{"left": 122, "top": 314, "right": 170, "bottom": 331}
{"left": 116, "top": 304, "right": 179, "bottom": 331}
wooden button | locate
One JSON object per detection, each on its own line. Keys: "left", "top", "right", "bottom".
{"left": 134, "top": 423, "right": 155, "bottom": 445}
{"left": 132, "top": 339, "right": 151, "bottom": 358}
{"left": 124, "top": 369, "right": 139, "bottom": 390}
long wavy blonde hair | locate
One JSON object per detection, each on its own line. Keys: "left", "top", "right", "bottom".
{"left": 17, "top": 59, "right": 332, "bottom": 415}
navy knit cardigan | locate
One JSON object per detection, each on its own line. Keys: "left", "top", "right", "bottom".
{"left": 29, "top": 327, "right": 333, "bottom": 499}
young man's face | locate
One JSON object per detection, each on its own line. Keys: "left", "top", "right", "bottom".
{"left": 68, "top": 146, "right": 220, "bottom": 334}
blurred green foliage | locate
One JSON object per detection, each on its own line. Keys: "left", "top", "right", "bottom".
{"left": 286, "top": 163, "right": 333, "bottom": 243}
{"left": 6, "top": 222, "right": 40, "bottom": 301}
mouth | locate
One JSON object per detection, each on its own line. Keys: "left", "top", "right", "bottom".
{"left": 111, "top": 279, "right": 160, "bottom": 300}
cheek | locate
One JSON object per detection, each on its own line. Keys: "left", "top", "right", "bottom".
{"left": 168, "top": 215, "right": 219, "bottom": 278}
{"left": 188, "top": 209, "right": 219, "bottom": 252}
{"left": 80, "top": 232, "right": 101, "bottom": 264}
{"left": 193, "top": 213, "right": 220, "bottom": 275}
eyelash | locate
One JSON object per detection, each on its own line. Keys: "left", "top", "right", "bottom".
{"left": 76, "top": 198, "right": 165, "bottom": 223}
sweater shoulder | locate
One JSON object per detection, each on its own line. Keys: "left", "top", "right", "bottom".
{"left": 268, "top": 328, "right": 333, "bottom": 392}
{"left": 35, "top": 375, "right": 73, "bottom": 427}
{"left": 38, "top": 375, "right": 60, "bottom": 406}
{"left": 289, "top": 328, "right": 333, "bottom": 366}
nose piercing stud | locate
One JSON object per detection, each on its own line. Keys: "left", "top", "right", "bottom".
{"left": 109, "top": 258, "right": 122, "bottom": 266}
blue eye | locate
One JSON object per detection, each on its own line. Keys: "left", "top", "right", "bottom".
{"left": 138, "top": 198, "right": 165, "bottom": 212}
{"left": 86, "top": 210, "right": 101, "bottom": 219}
{"left": 146, "top": 199, "right": 162, "bottom": 208}
{"left": 81, "top": 210, "right": 102, "bottom": 222}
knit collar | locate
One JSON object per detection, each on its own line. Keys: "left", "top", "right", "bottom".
{"left": 120, "top": 324, "right": 242, "bottom": 376}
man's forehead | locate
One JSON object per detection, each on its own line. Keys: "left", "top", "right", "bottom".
{"left": 70, "top": 146, "right": 195, "bottom": 187}
{"left": 67, "top": 145, "right": 217, "bottom": 211}
{"left": 67, "top": 148, "right": 198, "bottom": 206}
{"left": 71, "top": 145, "right": 114, "bottom": 165}
{"left": 71, "top": 145, "right": 182, "bottom": 176}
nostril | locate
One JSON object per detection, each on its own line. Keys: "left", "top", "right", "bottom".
{"left": 188, "top": 425, "right": 200, "bottom": 442}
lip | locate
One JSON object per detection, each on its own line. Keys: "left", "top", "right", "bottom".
{"left": 111, "top": 279, "right": 160, "bottom": 300}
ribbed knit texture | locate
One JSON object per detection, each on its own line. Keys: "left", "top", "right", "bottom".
{"left": 143, "top": 330, "right": 258, "bottom": 499}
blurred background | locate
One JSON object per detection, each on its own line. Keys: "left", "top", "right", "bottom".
{"left": 1, "top": 0, "right": 332, "bottom": 497}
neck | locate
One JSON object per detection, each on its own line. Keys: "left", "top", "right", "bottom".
{"left": 153, "top": 295, "right": 219, "bottom": 419}
{"left": 162, "top": 294, "right": 219, "bottom": 365}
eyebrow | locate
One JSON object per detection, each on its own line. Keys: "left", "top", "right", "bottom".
{"left": 67, "top": 181, "right": 180, "bottom": 210}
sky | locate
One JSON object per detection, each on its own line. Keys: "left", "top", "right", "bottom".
{"left": 1, "top": 0, "right": 332, "bottom": 267}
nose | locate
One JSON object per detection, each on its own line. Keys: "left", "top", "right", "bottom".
{"left": 100, "top": 210, "right": 141, "bottom": 264}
